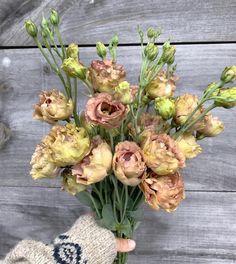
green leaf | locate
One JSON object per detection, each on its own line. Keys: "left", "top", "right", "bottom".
{"left": 127, "top": 209, "right": 144, "bottom": 220}
{"left": 119, "top": 218, "right": 132, "bottom": 238}
{"left": 100, "top": 204, "right": 116, "bottom": 231}
{"left": 76, "top": 191, "right": 93, "bottom": 207}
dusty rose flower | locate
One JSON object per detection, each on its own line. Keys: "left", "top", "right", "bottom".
{"left": 33, "top": 89, "right": 73, "bottom": 124}
{"left": 140, "top": 171, "right": 185, "bottom": 212}
{"left": 89, "top": 59, "right": 126, "bottom": 93}
{"left": 142, "top": 133, "right": 185, "bottom": 175}
{"left": 72, "top": 136, "right": 112, "bottom": 185}
{"left": 174, "top": 93, "right": 204, "bottom": 130}
{"left": 197, "top": 114, "right": 224, "bottom": 139}
{"left": 146, "top": 70, "right": 177, "bottom": 99}
{"left": 113, "top": 141, "right": 146, "bottom": 186}
{"left": 62, "top": 169, "right": 86, "bottom": 195}
{"left": 85, "top": 93, "right": 127, "bottom": 129}
{"left": 30, "top": 143, "right": 60, "bottom": 180}
{"left": 176, "top": 133, "right": 202, "bottom": 159}
{"left": 43, "top": 123, "right": 90, "bottom": 167}
{"left": 139, "top": 113, "right": 163, "bottom": 131}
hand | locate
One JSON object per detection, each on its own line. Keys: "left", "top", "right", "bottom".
{"left": 116, "top": 238, "right": 136, "bottom": 252}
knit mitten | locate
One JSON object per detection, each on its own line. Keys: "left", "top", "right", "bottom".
{"left": 3, "top": 215, "right": 117, "bottom": 264}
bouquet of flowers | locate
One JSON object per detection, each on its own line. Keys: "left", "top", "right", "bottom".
{"left": 25, "top": 10, "right": 236, "bottom": 264}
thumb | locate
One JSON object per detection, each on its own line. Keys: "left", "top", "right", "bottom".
{"left": 116, "top": 238, "right": 136, "bottom": 253}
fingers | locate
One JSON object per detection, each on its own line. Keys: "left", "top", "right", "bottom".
{"left": 116, "top": 238, "right": 136, "bottom": 253}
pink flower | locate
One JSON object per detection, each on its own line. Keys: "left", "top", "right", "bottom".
{"left": 113, "top": 141, "right": 146, "bottom": 186}
{"left": 85, "top": 93, "right": 127, "bottom": 129}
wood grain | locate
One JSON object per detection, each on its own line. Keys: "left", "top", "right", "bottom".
{"left": 0, "top": 0, "right": 236, "bottom": 46}
{"left": 0, "top": 187, "right": 235, "bottom": 263}
{"left": 0, "top": 44, "right": 235, "bottom": 190}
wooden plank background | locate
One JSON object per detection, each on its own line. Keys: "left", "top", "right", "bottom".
{"left": 0, "top": 0, "right": 236, "bottom": 263}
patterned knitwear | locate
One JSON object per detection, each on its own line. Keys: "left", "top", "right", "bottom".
{"left": 0, "top": 215, "right": 117, "bottom": 264}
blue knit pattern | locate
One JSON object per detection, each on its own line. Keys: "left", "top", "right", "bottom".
{"left": 53, "top": 234, "right": 87, "bottom": 264}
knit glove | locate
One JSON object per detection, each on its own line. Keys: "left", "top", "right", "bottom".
{"left": 2, "top": 215, "right": 117, "bottom": 264}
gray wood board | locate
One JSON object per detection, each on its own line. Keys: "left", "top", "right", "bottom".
{"left": 0, "top": 187, "right": 235, "bottom": 263}
{"left": 0, "top": 44, "right": 236, "bottom": 190}
{"left": 0, "top": 0, "right": 236, "bottom": 46}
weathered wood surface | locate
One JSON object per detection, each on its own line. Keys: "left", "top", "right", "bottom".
{"left": 0, "top": 0, "right": 236, "bottom": 46}
{"left": 0, "top": 45, "right": 235, "bottom": 190}
{"left": 0, "top": 187, "right": 235, "bottom": 263}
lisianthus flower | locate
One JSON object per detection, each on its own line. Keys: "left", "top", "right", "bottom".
{"left": 145, "top": 70, "right": 177, "bottom": 99}
{"left": 30, "top": 143, "right": 60, "bottom": 179}
{"left": 43, "top": 123, "right": 90, "bottom": 167}
{"left": 114, "top": 81, "right": 138, "bottom": 104}
{"left": 85, "top": 93, "right": 127, "bottom": 129}
{"left": 140, "top": 171, "right": 185, "bottom": 212}
{"left": 89, "top": 59, "right": 126, "bottom": 94}
{"left": 176, "top": 133, "right": 202, "bottom": 159}
{"left": 113, "top": 141, "right": 146, "bottom": 186}
{"left": 72, "top": 136, "right": 112, "bottom": 185}
{"left": 197, "top": 114, "right": 224, "bottom": 139}
{"left": 33, "top": 89, "right": 73, "bottom": 124}
{"left": 142, "top": 133, "right": 185, "bottom": 175}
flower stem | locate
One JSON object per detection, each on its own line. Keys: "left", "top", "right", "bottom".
{"left": 55, "top": 25, "right": 66, "bottom": 60}
{"left": 73, "top": 78, "right": 79, "bottom": 126}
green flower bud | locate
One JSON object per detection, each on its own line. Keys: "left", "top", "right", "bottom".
{"left": 145, "top": 43, "right": 158, "bottom": 61}
{"left": 111, "top": 34, "right": 119, "bottom": 46}
{"left": 50, "top": 9, "right": 60, "bottom": 26}
{"left": 162, "top": 41, "right": 176, "bottom": 64}
{"left": 115, "top": 81, "right": 132, "bottom": 104}
{"left": 155, "top": 97, "right": 175, "bottom": 120}
{"left": 41, "top": 17, "right": 51, "bottom": 38}
{"left": 66, "top": 43, "right": 79, "bottom": 59}
{"left": 147, "top": 27, "right": 156, "bottom": 39}
{"left": 96, "top": 41, "right": 107, "bottom": 59}
{"left": 25, "top": 20, "right": 38, "bottom": 38}
{"left": 62, "top": 58, "right": 87, "bottom": 80}
{"left": 142, "top": 94, "right": 151, "bottom": 105}
{"left": 214, "top": 87, "right": 236, "bottom": 108}
{"left": 221, "top": 66, "right": 236, "bottom": 83}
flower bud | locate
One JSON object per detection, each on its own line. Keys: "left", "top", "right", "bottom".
{"left": 25, "top": 20, "right": 38, "bottom": 38}
{"left": 155, "top": 97, "right": 175, "bottom": 120}
{"left": 145, "top": 43, "right": 158, "bottom": 61}
{"left": 147, "top": 27, "right": 156, "bottom": 39}
{"left": 41, "top": 17, "right": 51, "bottom": 38}
{"left": 111, "top": 34, "right": 119, "bottom": 46}
{"left": 62, "top": 169, "right": 86, "bottom": 195}
{"left": 114, "top": 81, "right": 137, "bottom": 104}
{"left": 66, "top": 43, "right": 79, "bottom": 59}
{"left": 62, "top": 58, "right": 87, "bottom": 80}
{"left": 197, "top": 114, "right": 224, "bottom": 139}
{"left": 162, "top": 41, "right": 176, "bottom": 64}
{"left": 221, "top": 66, "right": 236, "bottom": 83}
{"left": 96, "top": 41, "right": 107, "bottom": 59}
{"left": 214, "top": 87, "right": 236, "bottom": 108}
{"left": 50, "top": 9, "right": 60, "bottom": 26}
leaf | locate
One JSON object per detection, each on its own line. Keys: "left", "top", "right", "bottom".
{"left": 100, "top": 204, "right": 116, "bottom": 231}
{"left": 127, "top": 208, "right": 144, "bottom": 220}
{"left": 76, "top": 191, "right": 93, "bottom": 207}
{"left": 119, "top": 218, "right": 132, "bottom": 238}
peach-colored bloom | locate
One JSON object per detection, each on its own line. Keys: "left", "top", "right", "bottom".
{"left": 85, "top": 93, "right": 127, "bottom": 129}
{"left": 113, "top": 141, "right": 146, "bottom": 186}
{"left": 146, "top": 70, "right": 177, "bottom": 99}
{"left": 72, "top": 136, "right": 112, "bottom": 185}
{"left": 33, "top": 89, "right": 73, "bottom": 124}
{"left": 140, "top": 171, "right": 185, "bottom": 212}
{"left": 89, "top": 59, "right": 126, "bottom": 93}
{"left": 142, "top": 133, "right": 186, "bottom": 175}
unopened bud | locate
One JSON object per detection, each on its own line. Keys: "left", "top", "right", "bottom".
{"left": 41, "top": 17, "right": 51, "bottom": 38}
{"left": 62, "top": 58, "right": 87, "bottom": 80}
{"left": 147, "top": 27, "right": 156, "bottom": 39}
{"left": 155, "top": 97, "right": 175, "bottom": 120}
{"left": 221, "top": 66, "right": 236, "bottom": 83}
{"left": 214, "top": 87, "right": 236, "bottom": 108}
{"left": 25, "top": 20, "right": 38, "bottom": 38}
{"left": 50, "top": 9, "right": 60, "bottom": 26}
{"left": 111, "top": 34, "right": 119, "bottom": 46}
{"left": 162, "top": 41, "right": 176, "bottom": 64}
{"left": 66, "top": 43, "right": 79, "bottom": 59}
{"left": 96, "top": 42, "right": 107, "bottom": 59}
{"left": 145, "top": 43, "right": 158, "bottom": 61}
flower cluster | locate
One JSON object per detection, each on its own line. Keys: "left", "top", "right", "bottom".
{"left": 26, "top": 11, "right": 236, "bottom": 258}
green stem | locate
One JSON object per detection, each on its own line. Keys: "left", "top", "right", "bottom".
{"left": 55, "top": 26, "right": 66, "bottom": 59}
{"left": 88, "top": 192, "right": 101, "bottom": 218}
{"left": 109, "top": 131, "right": 114, "bottom": 152}
{"left": 73, "top": 78, "right": 79, "bottom": 126}
{"left": 93, "top": 184, "right": 104, "bottom": 206}
{"left": 121, "top": 185, "right": 128, "bottom": 223}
